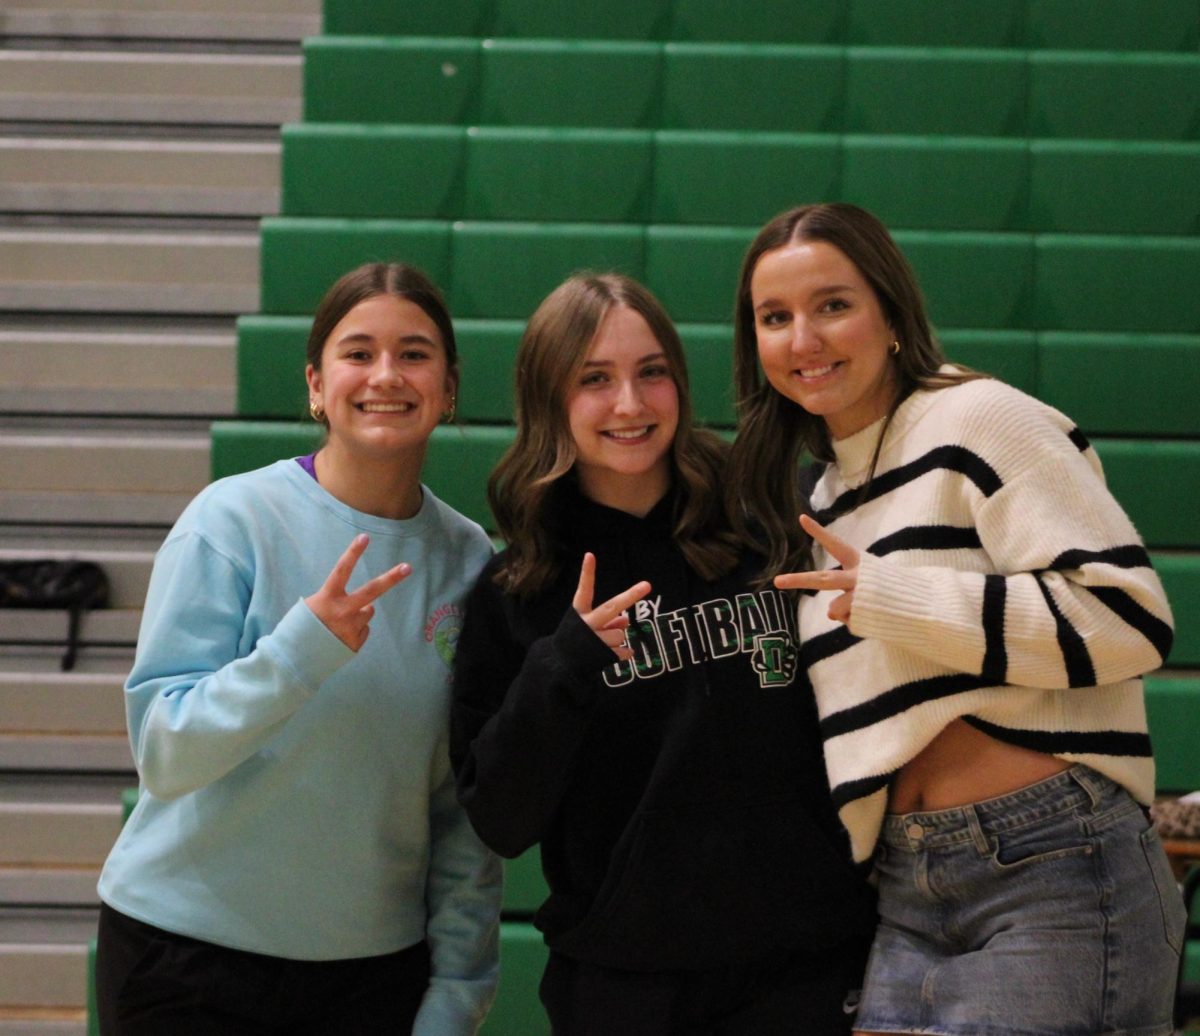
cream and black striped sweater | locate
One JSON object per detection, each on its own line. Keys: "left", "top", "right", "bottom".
{"left": 801, "top": 373, "right": 1174, "bottom": 862}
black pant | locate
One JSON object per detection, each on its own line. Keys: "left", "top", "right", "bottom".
{"left": 539, "top": 939, "right": 867, "bottom": 1036}
{"left": 95, "top": 903, "right": 430, "bottom": 1036}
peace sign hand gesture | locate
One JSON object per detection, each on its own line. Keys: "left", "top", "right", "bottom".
{"left": 773, "top": 514, "right": 860, "bottom": 625}
{"left": 305, "top": 534, "right": 412, "bottom": 651}
{"left": 572, "top": 552, "right": 652, "bottom": 661}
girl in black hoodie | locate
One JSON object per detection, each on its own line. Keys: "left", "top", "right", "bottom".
{"left": 450, "top": 273, "right": 875, "bottom": 1035}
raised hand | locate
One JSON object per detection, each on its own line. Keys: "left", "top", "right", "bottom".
{"left": 305, "top": 534, "right": 411, "bottom": 651}
{"left": 572, "top": 552, "right": 652, "bottom": 661}
{"left": 773, "top": 514, "right": 860, "bottom": 624}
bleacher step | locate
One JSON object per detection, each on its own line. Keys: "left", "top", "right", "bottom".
{"left": 0, "top": 135, "right": 281, "bottom": 217}
{"left": 0, "top": 909, "right": 97, "bottom": 1011}
{"left": 0, "top": 49, "right": 302, "bottom": 125}
{"left": 0, "top": 226, "right": 259, "bottom": 315}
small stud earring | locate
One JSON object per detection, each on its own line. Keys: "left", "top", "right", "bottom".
{"left": 889, "top": 339, "right": 901, "bottom": 356}
{"left": 309, "top": 399, "right": 325, "bottom": 421}
{"left": 442, "top": 396, "right": 457, "bottom": 423}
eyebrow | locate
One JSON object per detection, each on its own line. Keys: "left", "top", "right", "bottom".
{"left": 581, "top": 351, "right": 666, "bottom": 367}
{"left": 336, "top": 331, "right": 439, "bottom": 347}
{"left": 754, "top": 283, "right": 858, "bottom": 310}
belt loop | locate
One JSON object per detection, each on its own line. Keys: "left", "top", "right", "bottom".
{"left": 965, "top": 806, "right": 990, "bottom": 856}
{"left": 1068, "top": 764, "right": 1103, "bottom": 810}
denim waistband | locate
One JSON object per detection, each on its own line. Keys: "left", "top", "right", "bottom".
{"left": 878, "top": 765, "right": 1127, "bottom": 851}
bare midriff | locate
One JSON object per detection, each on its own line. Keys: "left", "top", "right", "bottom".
{"left": 888, "top": 718, "right": 1071, "bottom": 814}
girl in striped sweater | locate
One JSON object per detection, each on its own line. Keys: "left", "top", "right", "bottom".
{"left": 727, "top": 203, "right": 1184, "bottom": 1036}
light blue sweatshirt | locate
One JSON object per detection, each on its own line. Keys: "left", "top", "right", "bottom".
{"left": 98, "top": 459, "right": 501, "bottom": 1034}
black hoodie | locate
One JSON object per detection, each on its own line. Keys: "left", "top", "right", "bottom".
{"left": 450, "top": 482, "right": 875, "bottom": 972}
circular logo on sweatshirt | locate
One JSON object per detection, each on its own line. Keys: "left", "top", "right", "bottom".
{"left": 424, "top": 603, "right": 464, "bottom": 668}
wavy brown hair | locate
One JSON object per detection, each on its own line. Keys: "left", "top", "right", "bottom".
{"left": 491, "top": 272, "right": 740, "bottom": 598}
{"left": 726, "top": 203, "right": 985, "bottom": 578}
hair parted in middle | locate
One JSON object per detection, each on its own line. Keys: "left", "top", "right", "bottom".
{"left": 726, "top": 202, "right": 985, "bottom": 580}
{"left": 489, "top": 271, "right": 740, "bottom": 598}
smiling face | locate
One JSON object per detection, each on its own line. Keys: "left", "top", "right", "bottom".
{"left": 566, "top": 304, "right": 679, "bottom": 514}
{"left": 750, "top": 239, "right": 901, "bottom": 441}
{"left": 305, "top": 293, "right": 456, "bottom": 465}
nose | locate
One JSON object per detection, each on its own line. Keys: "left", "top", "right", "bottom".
{"left": 613, "top": 377, "right": 643, "bottom": 415}
{"left": 368, "top": 353, "right": 404, "bottom": 385}
{"left": 789, "top": 316, "right": 819, "bottom": 353}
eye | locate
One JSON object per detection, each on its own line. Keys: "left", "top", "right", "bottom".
{"left": 580, "top": 370, "right": 608, "bottom": 387}
{"left": 640, "top": 363, "right": 671, "bottom": 380}
{"left": 345, "top": 347, "right": 372, "bottom": 361}
{"left": 757, "top": 309, "right": 789, "bottom": 327}
{"left": 819, "top": 297, "right": 850, "bottom": 314}
{"left": 400, "top": 347, "right": 432, "bottom": 362}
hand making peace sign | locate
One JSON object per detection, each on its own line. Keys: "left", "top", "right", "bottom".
{"left": 572, "top": 552, "right": 652, "bottom": 661}
{"left": 773, "top": 514, "right": 861, "bottom": 625}
{"left": 305, "top": 534, "right": 412, "bottom": 651}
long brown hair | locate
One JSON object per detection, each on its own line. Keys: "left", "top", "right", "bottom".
{"left": 491, "top": 272, "right": 739, "bottom": 598}
{"left": 726, "top": 203, "right": 985, "bottom": 577}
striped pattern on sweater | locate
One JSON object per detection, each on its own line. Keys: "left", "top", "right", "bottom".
{"left": 800, "top": 375, "right": 1174, "bottom": 862}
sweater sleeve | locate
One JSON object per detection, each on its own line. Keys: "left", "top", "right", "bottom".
{"left": 414, "top": 735, "right": 503, "bottom": 1036}
{"left": 450, "top": 572, "right": 617, "bottom": 859}
{"left": 127, "top": 530, "right": 353, "bottom": 801}
{"left": 848, "top": 435, "right": 1174, "bottom": 690}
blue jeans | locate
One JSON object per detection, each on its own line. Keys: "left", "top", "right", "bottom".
{"left": 856, "top": 766, "right": 1185, "bottom": 1035}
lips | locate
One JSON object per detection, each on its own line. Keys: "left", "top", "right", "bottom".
{"left": 603, "top": 426, "right": 654, "bottom": 441}
{"left": 796, "top": 362, "right": 841, "bottom": 379}
{"left": 357, "top": 401, "right": 414, "bottom": 413}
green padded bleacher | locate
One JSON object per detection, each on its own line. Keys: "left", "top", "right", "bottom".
{"left": 1156, "top": 555, "right": 1200, "bottom": 667}
{"left": 281, "top": 124, "right": 466, "bottom": 219}
{"left": 642, "top": 225, "right": 749, "bottom": 324}
{"left": 845, "top": 0, "right": 1024, "bottom": 48}
{"left": 303, "top": 37, "right": 481, "bottom": 125}
{"left": 939, "top": 330, "right": 1038, "bottom": 395}
{"left": 1023, "top": 0, "right": 1200, "bottom": 52}
{"left": 480, "top": 924, "right": 550, "bottom": 1036}
{"left": 480, "top": 40, "right": 662, "bottom": 129}
{"left": 653, "top": 131, "right": 839, "bottom": 227}
{"left": 1029, "top": 141, "right": 1200, "bottom": 236}
{"left": 1033, "top": 236, "right": 1200, "bottom": 333}
{"left": 1146, "top": 677, "right": 1200, "bottom": 794}
{"left": 464, "top": 128, "right": 653, "bottom": 223}
{"left": 841, "top": 137, "right": 1029, "bottom": 233}
{"left": 1027, "top": 51, "right": 1200, "bottom": 141}
{"left": 1093, "top": 441, "right": 1200, "bottom": 550}
{"left": 1038, "top": 333, "right": 1200, "bottom": 436}
{"left": 661, "top": 43, "right": 844, "bottom": 132}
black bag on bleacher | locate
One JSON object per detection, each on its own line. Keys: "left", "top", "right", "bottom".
{"left": 0, "top": 561, "right": 110, "bottom": 671}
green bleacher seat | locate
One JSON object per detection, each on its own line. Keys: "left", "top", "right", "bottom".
{"left": 652, "top": 131, "right": 839, "bottom": 227}
{"left": 895, "top": 231, "right": 1035, "bottom": 330}
{"left": 465, "top": 128, "right": 654, "bottom": 223}
{"left": 1033, "top": 236, "right": 1200, "bottom": 333}
{"left": 479, "top": 40, "right": 662, "bottom": 128}
{"left": 455, "top": 320, "right": 522, "bottom": 423}
{"left": 846, "top": 0, "right": 1023, "bottom": 48}
{"left": 676, "top": 323, "right": 736, "bottom": 427}
{"left": 503, "top": 848, "right": 550, "bottom": 916}
{"left": 481, "top": 924, "right": 551, "bottom": 1036}
{"left": 668, "top": 0, "right": 844, "bottom": 44}
{"left": 1027, "top": 52, "right": 1200, "bottom": 141}
{"left": 282, "top": 124, "right": 467, "bottom": 220}
{"left": 840, "top": 136, "right": 1029, "bottom": 232}
{"left": 450, "top": 222, "right": 645, "bottom": 320}
{"left": 210, "top": 422, "right": 513, "bottom": 531}
{"left": 1024, "top": 0, "right": 1200, "bottom": 52}
{"left": 1156, "top": 554, "right": 1200, "bottom": 668}
{"left": 490, "top": 0, "right": 671, "bottom": 40}
{"left": 236, "top": 315, "right": 310, "bottom": 419}
{"left": 844, "top": 48, "right": 1027, "bottom": 138}
{"left": 938, "top": 330, "right": 1038, "bottom": 395}
{"left": 1038, "top": 333, "right": 1200, "bottom": 437}
{"left": 644, "top": 225, "right": 751, "bottom": 324}
{"left": 1030, "top": 141, "right": 1200, "bottom": 236}
{"left": 259, "top": 218, "right": 453, "bottom": 316}
{"left": 321, "top": 0, "right": 494, "bottom": 37}
{"left": 1094, "top": 440, "right": 1200, "bottom": 550}
{"left": 1145, "top": 677, "right": 1200, "bottom": 793}
{"left": 302, "top": 37, "right": 482, "bottom": 125}
{"left": 661, "top": 43, "right": 844, "bottom": 132}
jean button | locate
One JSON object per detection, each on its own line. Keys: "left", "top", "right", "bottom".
{"left": 906, "top": 822, "right": 925, "bottom": 841}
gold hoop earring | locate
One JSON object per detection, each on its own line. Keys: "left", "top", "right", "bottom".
{"left": 889, "top": 339, "right": 901, "bottom": 356}
{"left": 309, "top": 399, "right": 325, "bottom": 421}
{"left": 441, "top": 396, "right": 457, "bottom": 423}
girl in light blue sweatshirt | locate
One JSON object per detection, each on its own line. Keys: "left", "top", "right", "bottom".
{"left": 96, "top": 263, "right": 501, "bottom": 1035}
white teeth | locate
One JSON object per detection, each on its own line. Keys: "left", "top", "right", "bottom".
{"left": 799, "top": 364, "right": 836, "bottom": 378}
{"left": 359, "top": 402, "right": 411, "bottom": 413}
{"left": 605, "top": 427, "right": 650, "bottom": 440}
